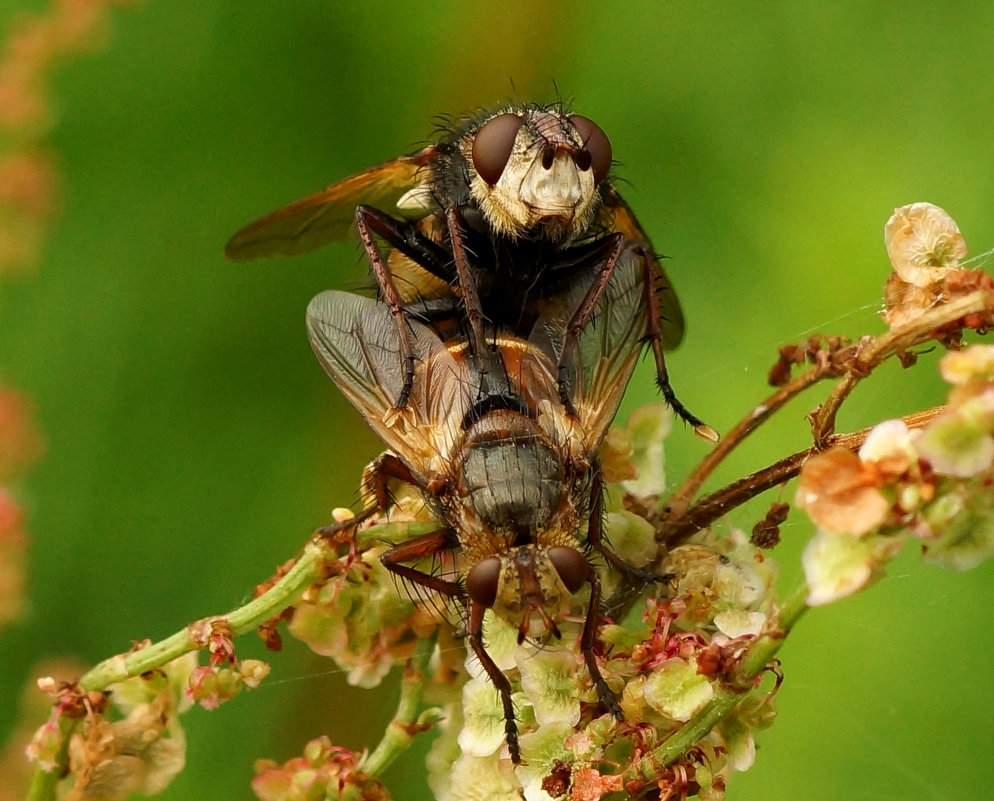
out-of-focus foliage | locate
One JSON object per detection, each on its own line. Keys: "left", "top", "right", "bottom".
{"left": 1, "top": 2, "right": 993, "bottom": 799}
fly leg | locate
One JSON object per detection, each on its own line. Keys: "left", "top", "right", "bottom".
{"left": 380, "top": 527, "right": 469, "bottom": 658}
{"left": 586, "top": 466, "right": 672, "bottom": 585}
{"left": 355, "top": 205, "right": 453, "bottom": 282}
{"left": 354, "top": 207, "right": 421, "bottom": 409}
{"left": 554, "top": 233, "right": 625, "bottom": 413}
{"left": 446, "top": 206, "right": 509, "bottom": 395}
{"left": 379, "top": 527, "right": 463, "bottom": 596}
{"left": 578, "top": 468, "right": 669, "bottom": 725}
{"left": 578, "top": 563, "right": 624, "bottom": 723}
{"left": 355, "top": 206, "right": 454, "bottom": 409}
{"left": 636, "top": 243, "right": 715, "bottom": 438}
{"left": 552, "top": 231, "right": 713, "bottom": 436}
{"left": 313, "top": 453, "right": 415, "bottom": 540}
{"left": 382, "top": 532, "right": 524, "bottom": 765}
{"left": 467, "top": 600, "right": 523, "bottom": 764}
{"left": 444, "top": 206, "right": 488, "bottom": 357}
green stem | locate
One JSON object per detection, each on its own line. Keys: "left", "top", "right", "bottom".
{"left": 78, "top": 539, "right": 328, "bottom": 690}
{"left": 25, "top": 727, "right": 72, "bottom": 801}
{"left": 625, "top": 581, "right": 809, "bottom": 784}
{"left": 25, "top": 537, "right": 337, "bottom": 800}
{"left": 361, "top": 634, "right": 437, "bottom": 776}
{"left": 739, "top": 580, "right": 808, "bottom": 678}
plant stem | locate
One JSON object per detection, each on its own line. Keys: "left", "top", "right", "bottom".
{"left": 670, "top": 404, "right": 946, "bottom": 539}
{"left": 662, "top": 358, "right": 840, "bottom": 527}
{"left": 809, "top": 289, "right": 991, "bottom": 445}
{"left": 25, "top": 535, "right": 343, "bottom": 799}
{"left": 361, "top": 634, "right": 437, "bottom": 776}
{"left": 25, "top": 729, "right": 72, "bottom": 801}
{"left": 623, "top": 581, "right": 809, "bottom": 787}
{"left": 78, "top": 539, "right": 329, "bottom": 690}
{"left": 606, "top": 405, "right": 945, "bottom": 618}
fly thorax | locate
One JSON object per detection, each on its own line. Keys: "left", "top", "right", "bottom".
{"left": 459, "top": 411, "right": 564, "bottom": 533}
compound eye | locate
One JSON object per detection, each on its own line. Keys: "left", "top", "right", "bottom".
{"left": 547, "top": 547, "right": 589, "bottom": 595}
{"left": 466, "top": 557, "right": 501, "bottom": 608}
{"left": 569, "top": 115, "right": 612, "bottom": 184}
{"left": 472, "top": 113, "right": 523, "bottom": 186}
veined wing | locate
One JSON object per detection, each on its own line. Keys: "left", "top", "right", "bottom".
{"left": 530, "top": 246, "right": 649, "bottom": 454}
{"left": 226, "top": 147, "right": 439, "bottom": 261}
{"left": 305, "top": 290, "right": 471, "bottom": 483}
{"left": 600, "top": 184, "right": 684, "bottom": 350}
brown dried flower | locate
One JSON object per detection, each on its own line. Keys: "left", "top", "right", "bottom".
{"left": 795, "top": 448, "right": 890, "bottom": 535}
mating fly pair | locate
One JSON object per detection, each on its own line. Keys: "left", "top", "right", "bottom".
{"left": 226, "top": 105, "right": 710, "bottom": 762}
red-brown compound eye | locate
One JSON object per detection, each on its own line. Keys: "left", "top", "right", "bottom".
{"left": 472, "top": 113, "right": 523, "bottom": 186}
{"left": 568, "top": 114, "right": 612, "bottom": 185}
{"left": 466, "top": 557, "right": 501, "bottom": 608}
{"left": 547, "top": 547, "right": 589, "bottom": 595}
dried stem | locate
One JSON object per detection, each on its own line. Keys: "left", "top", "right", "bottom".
{"left": 809, "top": 290, "right": 991, "bottom": 446}
{"left": 662, "top": 354, "right": 844, "bottom": 526}
{"left": 668, "top": 404, "right": 947, "bottom": 540}
{"left": 606, "top": 405, "right": 946, "bottom": 619}
{"left": 605, "top": 286, "right": 991, "bottom": 621}
{"left": 659, "top": 287, "right": 993, "bottom": 545}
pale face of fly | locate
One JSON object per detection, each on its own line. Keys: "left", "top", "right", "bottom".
{"left": 462, "top": 108, "right": 613, "bottom": 242}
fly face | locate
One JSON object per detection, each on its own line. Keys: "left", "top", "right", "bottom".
{"left": 461, "top": 109, "right": 610, "bottom": 241}
{"left": 466, "top": 544, "right": 590, "bottom": 642}
{"left": 225, "top": 102, "right": 711, "bottom": 436}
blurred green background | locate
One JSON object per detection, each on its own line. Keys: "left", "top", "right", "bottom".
{"left": 2, "top": 1, "right": 993, "bottom": 798}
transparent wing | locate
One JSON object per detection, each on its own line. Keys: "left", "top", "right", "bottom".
{"left": 225, "top": 147, "right": 439, "bottom": 261}
{"left": 600, "top": 184, "right": 684, "bottom": 349}
{"left": 306, "top": 290, "right": 472, "bottom": 483}
{"left": 529, "top": 247, "right": 649, "bottom": 453}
